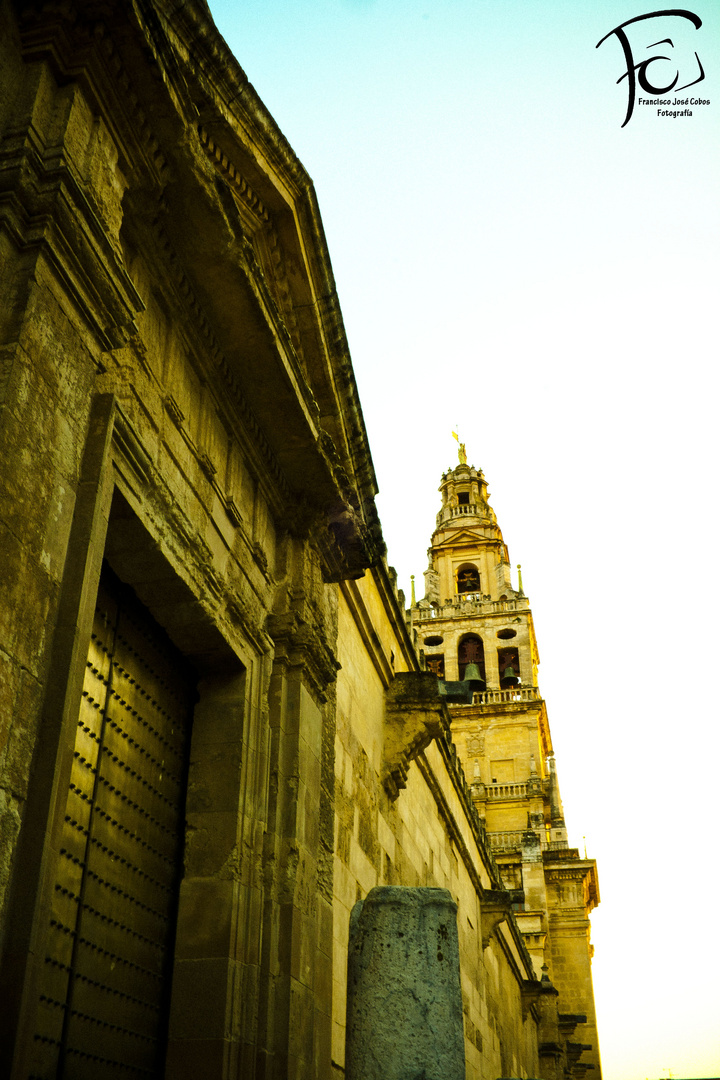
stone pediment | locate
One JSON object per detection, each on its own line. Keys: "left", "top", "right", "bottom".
{"left": 434, "top": 529, "right": 497, "bottom": 548}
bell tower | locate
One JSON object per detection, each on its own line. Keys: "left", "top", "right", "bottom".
{"left": 421, "top": 460, "right": 533, "bottom": 689}
{"left": 410, "top": 452, "right": 603, "bottom": 1078}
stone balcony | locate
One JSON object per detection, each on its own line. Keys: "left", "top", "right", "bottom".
{"left": 472, "top": 687, "right": 541, "bottom": 706}
{"left": 479, "top": 780, "right": 549, "bottom": 802}
{"left": 486, "top": 781, "right": 529, "bottom": 800}
{"left": 412, "top": 594, "right": 530, "bottom": 621}
{"left": 487, "top": 831, "right": 571, "bottom": 854}
{"left": 441, "top": 684, "right": 543, "bottom": 709}
{"left": 436, "top": 503, "right": 487, "bottom": 524}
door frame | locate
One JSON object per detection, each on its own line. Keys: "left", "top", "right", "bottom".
{"left": 1, "top": 393, "right": 268, "bottom": 1079}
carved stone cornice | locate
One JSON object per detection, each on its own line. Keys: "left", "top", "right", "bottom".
{"left": 197, "top": 125, "right": 307, "bottom": 364}
{"left": 11, "top": 0, "right": 381, "bottom": 590}
{"left": 146, "top": 218, "right": 377, "bottom": 584}
{"left": 198, "top": 127, "right": 271, "bottom": 227}
{"left": 149, "top": 216, "right": 293, "bottom": 509}
{"left": 0, "top": 136, "right": 143, "bottom": 350}
{"left": 16, "top": 3, "right": 169, "bottom": 190}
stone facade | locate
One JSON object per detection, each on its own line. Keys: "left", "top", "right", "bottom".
{"left": 0, "top": 3, "right": 600, "bottom": 1078}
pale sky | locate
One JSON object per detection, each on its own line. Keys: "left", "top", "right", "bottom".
{"left": 208, "top": 3, "right": 720, "bottom": 1077}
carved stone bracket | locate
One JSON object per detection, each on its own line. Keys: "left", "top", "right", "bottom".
{"left": 521, "top": 979, "right": 544, "bottom": 1020}
{"left": 479, "top": 889, "right": 511, "bottom": 949}
{"left": 320, "top": 501, "right": 377, "bottom": 584}
{"left": 199, "top": 452, "right": 217, "bottom": 480}
{"left": 559, "top": 1013, "right": 588, "bottom": 1036}
{"left": 224, "top": 496, "right": 243, "bottom": 528}
{"left": 383, "top": 672, "right": 451, "bottom": 799}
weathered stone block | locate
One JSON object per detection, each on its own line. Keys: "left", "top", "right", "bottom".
{"left": 345, "top": 886, "right": 465, "bottom": 1080}
{"left": 173, "top": 878, "right": 235, "bottom": 960}
{"left": 183, "top": 811, "right": 238, "bottom": 876}
{"left": 185, "top": 744, "right": 242, "bottom": 814}
{"left": 168, "top": 956, "right": 234, "bottom": 1041}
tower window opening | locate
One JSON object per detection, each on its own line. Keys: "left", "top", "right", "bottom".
{"left": 458, "top": 634, "right": 485, "bottom": 683}
{"left": 457, "top": 491, "right": 470, "bottom": 505}
{"left": 426, "top": 654, "right": 445, "bottom": 678}
{"left": 457, "top": 565, "right": 480, "bottom": 594}
{"left": 497, "top": 628, "right": 517, "bottom": 640}
{"left": 498, "top": 646, "right": 520, "bottom": 687}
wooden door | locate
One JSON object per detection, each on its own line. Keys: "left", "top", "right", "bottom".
{"left": 30, "top": 565, "right": 195, "bottom": 1079}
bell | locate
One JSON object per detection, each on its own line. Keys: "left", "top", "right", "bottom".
{"left": 463, "top": 663, "right": 486, "bottom": 689}
{"left": 502, "top": 665, "right": 518, "bottom": 685}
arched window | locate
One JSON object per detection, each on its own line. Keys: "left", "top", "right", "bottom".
{"left": 458, "top": 634, "right": 485, "bottom": 682}
{"left": 456, "top": 564, "right": 480, "bottom": 594}
{"left": 498, "top": 646, "right": 520, "bottom": 687}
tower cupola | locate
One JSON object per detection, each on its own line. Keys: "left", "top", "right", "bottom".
{"left": 436, "top": 463, "right": 495, "bottom": 528}
{"left": 427, "top": 461, "right": 512, "bottom": 607}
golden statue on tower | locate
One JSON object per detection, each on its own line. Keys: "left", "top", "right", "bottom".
{"left": 452, "top": 430, "right": 467, "bottom": 464}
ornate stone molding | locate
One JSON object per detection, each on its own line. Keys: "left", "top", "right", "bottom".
{"left": 111, "top": 406, "right": 152, "bottom": 494}
{"left": 266, "top": 611, "right": 340, "bottom": 701}
{"left": 198, "top": 126, "right": 270, "bottom": 225}
{"left": 544, "top": 858, "right": 600, "bottom": 916}
{"left": 17, "top": 3, "right": 169, "bottom": 190}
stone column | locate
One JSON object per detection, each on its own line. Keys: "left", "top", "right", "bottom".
{"left": 345, "top": 887, "right": 465, "bottom": 1080}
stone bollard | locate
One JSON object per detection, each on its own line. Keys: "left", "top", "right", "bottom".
{"left": 345, "top": 886, "right": 465, "bottom": 1080}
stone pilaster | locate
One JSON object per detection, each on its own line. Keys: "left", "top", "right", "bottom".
{"left": 256, "top": 543, "right": 340, "bottom": 1079}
